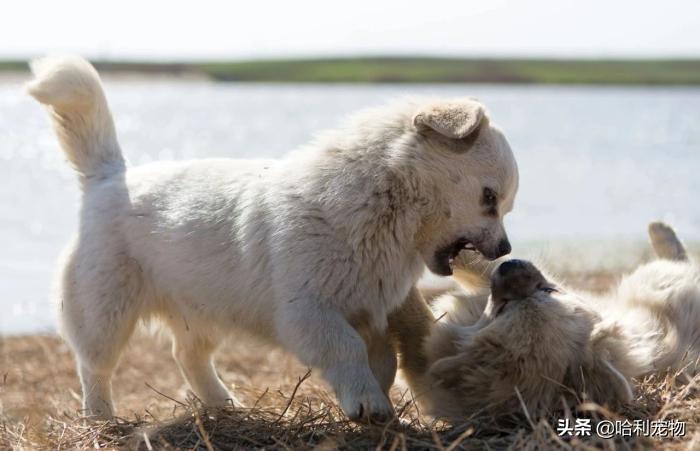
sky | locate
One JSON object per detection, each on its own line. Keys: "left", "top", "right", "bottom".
{"left": 1, "top": 0, "right": 699, "bottom": 60}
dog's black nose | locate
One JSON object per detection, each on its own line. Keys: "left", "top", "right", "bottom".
{"left": 497, "top": 258, "right": 527, "bottom": 277}
{"left": 491, "top": 259, "right": 545, "bottom": 301}
{"left": 495, "top": 239, "right": 512, "bottom": 258}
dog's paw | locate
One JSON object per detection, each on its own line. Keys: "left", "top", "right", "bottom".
{"left": 339, "top": 384, "right": 395, "bottom": 424}
{"left": 648, "top": 221, "right": 686, "bottom": 261}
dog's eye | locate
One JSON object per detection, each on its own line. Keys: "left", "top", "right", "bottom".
{"left": 539, "top": 286, "right": 558, "bottom": 294}
{"left": 482, "top": 187, "right": 498, "bottom": 206}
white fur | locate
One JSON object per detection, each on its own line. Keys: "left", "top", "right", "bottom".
{"left": 27, "top": 56, "right": 519, "bottom": 420}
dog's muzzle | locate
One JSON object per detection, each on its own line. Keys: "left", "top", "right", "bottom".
{"left": 490, "top": 259, "right": 545, "bottom": 301}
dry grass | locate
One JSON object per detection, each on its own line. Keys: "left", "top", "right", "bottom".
{"left": 1, "top": 272, "right": 698, "bottom": 450}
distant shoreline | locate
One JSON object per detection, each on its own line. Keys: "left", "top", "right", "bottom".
{"left": 3, "top": 57, "right": 700, "bottom": 85}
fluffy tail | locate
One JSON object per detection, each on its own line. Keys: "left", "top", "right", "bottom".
{"left": 26, "top": 56, "right": 125, "bottom": 180}
{"left": 648, "top": 222, "right": 688, "bottom": 261}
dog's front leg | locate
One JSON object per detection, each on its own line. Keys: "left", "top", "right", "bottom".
{"left": 276, "top": 304, "right": 394, "bottom": 423}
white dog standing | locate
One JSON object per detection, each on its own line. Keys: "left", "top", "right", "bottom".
{"left": 27, "top": 56, "right": 518, "bottom": 421}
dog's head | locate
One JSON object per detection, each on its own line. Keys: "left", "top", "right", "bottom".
{"left": 426, "top": 259, "right": 635, "bottom": 417}
{"left": 410, "top": 99, "right": 518, "bottom": 275}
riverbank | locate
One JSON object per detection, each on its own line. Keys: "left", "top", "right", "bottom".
{"left": 3, "top": 57, "right": 700, "bottom": 84}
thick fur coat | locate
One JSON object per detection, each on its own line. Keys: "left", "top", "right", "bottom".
{"left": 27, "top": 56, "right": 518, "bottom": 420}
{"left": 391, "top": 222, "right": 700, "bottom": 419}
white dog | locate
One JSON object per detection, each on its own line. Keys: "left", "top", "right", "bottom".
{"left": 391, "top": 222, "right": 700, "bottom": 419}
{"left": 27, "top": 56, "right": 518, "bottom": 420}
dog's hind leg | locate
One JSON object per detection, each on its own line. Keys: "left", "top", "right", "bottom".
{"left": 171, "top": 332, "right": 239, "bottom": 407}
{"left": 649, "top": 222, "right": 688, "bottom": 261}
{"left": 58, "top": 246, "right": 143, "bottom": 419}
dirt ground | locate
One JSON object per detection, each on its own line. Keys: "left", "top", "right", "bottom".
{"left": 1, "top": 271, "right": 698, "bottom": 449}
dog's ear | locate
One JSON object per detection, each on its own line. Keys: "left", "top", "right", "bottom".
{"left": 567, "top": 357, "right": 633, "bottom": 406}
{"left": 413, "top": 99, "right": 486, "bottom": 139}
{"left": 428, "top": 352, "right": 469, "bottom": 388}
{"left": 565, "top": 324, "right": 634, "bottom": 406}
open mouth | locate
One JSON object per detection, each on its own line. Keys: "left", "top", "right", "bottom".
{"left": 433, "top": 237, "right": 478, "bottom": 276}
{"left": 449, "top": 238, "right": 477, "bottom": 266}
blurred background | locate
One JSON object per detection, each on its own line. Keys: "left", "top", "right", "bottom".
{"left": 1, "top": 0, "right": 699, "bottom": 333}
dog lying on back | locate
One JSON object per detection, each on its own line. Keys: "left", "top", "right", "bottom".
{"left": 391, "top": 222, "right": 700, "bottom": 419}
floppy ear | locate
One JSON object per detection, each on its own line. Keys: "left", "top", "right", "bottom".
{"left": 567, "top": 357, "right": 633, "bottom": 406}
{"left": 413, "top": 99, "right": 486, "bottom": 139}
{"left": 565, "top": 324, "right": 634, "bottom": 406}
{"left": 428, "top": 353, "right": 468, "bottom": 388}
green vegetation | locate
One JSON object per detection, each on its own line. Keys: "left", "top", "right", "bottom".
{"left": 197, "top": 57, "right": 700, "bottom": 85}
{"left": 3, "top": 57, "right": 700, "bottom": 84}
{"left": 0, "top": 60, "right": 28, "bottom": 71}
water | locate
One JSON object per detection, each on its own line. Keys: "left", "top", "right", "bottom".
{"left": 1, "top": 78, "right": 699, "bottom": 334}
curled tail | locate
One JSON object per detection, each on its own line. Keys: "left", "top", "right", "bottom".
{"left": 648, "top": 222, "right": 688, "bottom": 261}
{"left": 26, "top": 56, "right": 125, "bottom": 181}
